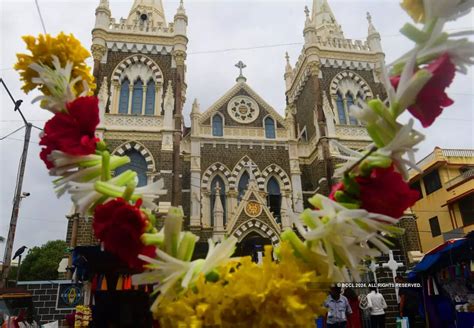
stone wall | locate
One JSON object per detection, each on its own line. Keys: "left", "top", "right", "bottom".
{"left": 294, "top": 75, "right": 317, "bottom": 140}
{"left": 200, "top": 143, "right": 291, "bottom": 177}
{"left": 17, "top": 281, "right": 77, "bottom": 324}
{"left": 66, "top": 218, "right": 97, "bottom": 247}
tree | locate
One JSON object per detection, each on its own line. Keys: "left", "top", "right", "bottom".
{"left": 18, "top": 240, "right": 68, "bottom": 281}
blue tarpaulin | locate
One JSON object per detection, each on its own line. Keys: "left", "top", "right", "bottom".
{"left": 409, "top": 232, "right": 474, "bottom": 278}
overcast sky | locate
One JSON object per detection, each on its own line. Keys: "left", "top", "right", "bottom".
{"left": 0, "top": 0, "right": 473, "bottom": 259}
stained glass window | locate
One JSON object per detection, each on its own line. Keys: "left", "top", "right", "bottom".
{"left": 346, "top": 93, "right": 358, "bottom": 125}
{"left": 336, "top": 92, "right": 346, "bottom": 124}
{"left": 131, "top": 79, "right": 143, "bottom": 115}
{"left": 267, "top": 177, "right": 281, "bottom": 223}
{"left": 118, "top": 78, "right": 130, "bottom": 114}
{"left": 145, "top": 79, "right": 155, "bottom": 115}
{"left": 212, "top": 114, "right": 223, "bottom": 137}
{"left": 265, "top": 117, "right": 276, "bottom": 139}
{"left": 114, "top": 149, "right": 148, "bottom": 187}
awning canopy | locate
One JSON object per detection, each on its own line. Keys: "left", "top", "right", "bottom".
{"left": 409, "top": 231, "right": 474, "bottom": 277}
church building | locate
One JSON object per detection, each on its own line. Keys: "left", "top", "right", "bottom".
{"left": 69, "top": 0, "right": 393, "bottom": 256}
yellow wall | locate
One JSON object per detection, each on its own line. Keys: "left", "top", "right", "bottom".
{"left": 410, "top": 149, "right": 474, "bottom": 253}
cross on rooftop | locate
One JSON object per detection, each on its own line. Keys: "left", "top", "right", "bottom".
{"left": 235, "top": 61, "right": 247, "bottom": 82}
{"left": 235, "top": 61, "right": 246, "bottom": 76}
{"left": 304, "top": 6, "right": 310, "bottom": 18}
{"left": 366, "top": 12, "right": 372, "bottom": 24}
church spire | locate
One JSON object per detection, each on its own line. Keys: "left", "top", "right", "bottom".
{"left": 127, "top": 0, "right": 166, "bottom": 25}
{"left": 311, "top": 0, "right": 343, "bottom": 39}
{"left": 366, "top": 12, "right": 383, "bottom": 53}
{"left": 94, "top": 0, "right": 111, "bottom": 29}
{"left": 284, "top": 52, "right": 293, "bottom": 91}
{"left": 213, "top": 183, "right": 224, "bottom": 230}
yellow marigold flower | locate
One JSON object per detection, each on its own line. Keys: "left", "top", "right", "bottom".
{"left": 155, "top": 242, "right": 327, "bottom": 328}
{"left": 14, "top": 33, "right": 95, "bottom": 97}
{"left": 401, "top": 0, "right": 425, "bottom": 23}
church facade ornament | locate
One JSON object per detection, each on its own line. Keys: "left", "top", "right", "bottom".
{"left": 227, "top": 95, "right": 260, "bottom": 124}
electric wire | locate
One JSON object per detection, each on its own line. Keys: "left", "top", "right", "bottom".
{"left": 34, "top": 0, "right": 47, "bottom": 34}
{"left": 0, "top": 126, "right": 25, "bottom": 140}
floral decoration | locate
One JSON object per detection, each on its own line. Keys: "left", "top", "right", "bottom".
{"left": 14, "top": 1, "right": 474, "bottom": 325}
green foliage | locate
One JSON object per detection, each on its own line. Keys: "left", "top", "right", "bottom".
{"left": 18, "top": 240, "right": 68, "bottom": 281}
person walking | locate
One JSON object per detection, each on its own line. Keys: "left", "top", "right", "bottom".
{"left": 344, "top": 288, "right": 362, "bottom": 328}
{"left": 396, "top": 276, "right": 420, "bottom": 328}
{"left": 366, "top": 287, "right": 387, "bottom": 328}
{"left": 324, "top": 286, "right": 353, "bottom": 328}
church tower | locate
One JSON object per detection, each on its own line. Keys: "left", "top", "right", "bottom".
{"left": 91, "top": 0, "right": 188, "bottom": 208}
{"left": 285, "top": 0, "right": 385, "bottom": 201}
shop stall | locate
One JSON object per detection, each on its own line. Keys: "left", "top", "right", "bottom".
{"left": 409, "top": 232, "right": 474, "bottom": 328}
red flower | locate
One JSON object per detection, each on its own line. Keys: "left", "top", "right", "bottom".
{"left": 39, "top": 96, "right": 100, "bottom": 168}
{"left": 329, "top": 182, "right": 344, "bottom": 201}
{"left": 93, "top": 198, "right": 155, "bottom": 269}
{"left": 391, "top": 53, "right": 455, "bottom": 128}
{"left": 355, "top": 166, "right": 419, "bottom": 218}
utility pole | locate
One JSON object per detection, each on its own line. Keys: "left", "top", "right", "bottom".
{"left": 0, "top": 78, "right": 32, "bottom": 288}
{"left": 66, "top": 212, "right": 80, "bottom": 279}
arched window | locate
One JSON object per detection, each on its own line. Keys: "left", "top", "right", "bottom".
{"left": 212, "top": 114, "right": 223, "bottom": 137}
{"left": 267, "top": 177, "right": 281, "bottom": 223}
{"left": 346, "top": 93, "right": 358, "bottom": 125}
{"left": 210, "top": 176, "right": 226, "bottom": 226}
{"left": 336, "top": 92, "right": 346, "bottom": 125}
{"left": 238, "top": 171, "right": 250, "bottom": 202}
{"left": 264, "top": 117, "right": 276, "bottom": 139}
{"left": 131, "top": 79, "right": 143, "bottom": 115}
{"left": 145, "top": 79, "right": 155, "bottom": 115}
{"left": 118, "top": 78, "right": 130, "bottom": 114}
{"left": 114, "top": 149, "right": 148, "bottom": 187}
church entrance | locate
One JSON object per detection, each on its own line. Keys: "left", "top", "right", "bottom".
{"left": 234, "top": 231, "right": 272, "bottom": 262}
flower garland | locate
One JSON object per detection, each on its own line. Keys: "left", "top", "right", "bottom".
{"left": 14, "top": 1, "right": 473, "bottom": 326}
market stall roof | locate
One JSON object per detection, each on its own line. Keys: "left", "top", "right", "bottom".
{"left": 409, "top": 232, "right": 474, "bottom": 277}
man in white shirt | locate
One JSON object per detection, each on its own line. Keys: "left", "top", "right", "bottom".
{"left": 324, "top": 286, "right": 352, "bottom": 328}
{"left": 366, "top": 287, "right": 388, "bottom": 328}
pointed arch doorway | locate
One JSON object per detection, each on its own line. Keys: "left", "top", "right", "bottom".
{"left": 234, "top": 231, "right": 272, "bottom": 263}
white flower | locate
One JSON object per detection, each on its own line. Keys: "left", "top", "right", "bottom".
{"left": 331, "top": 120, "right": 424, "bottom": 179}
{"left": 133, "top": 179, "right": 167, "bottom": 210}
{"left": 29, "top": 56, "right": 89, "bottom": 113}
{"left": 331, "top": 141, "right": 372, "bottom": 178}
{"left": 384, "top": 52, "right": 433, "bottom": 114}
{"left": 52, "top": 155, "right": 130, "bottom": 197}
{"left": 47, "top": 150, "right": 101, "bottom": 176}
{"left": 417, "top": 38, "right": 474, "bottom": 74}
{"left": 378, "top": 119, "right": 425, "bottom": 179}
{"left": 132, "top": 237, "right": 238, "bottom": 309}
{"left": 423, "top": 0, "right": 474, "bottom": 22}
{"left": 296, "top": 195, "right": 401, "bottom": 281}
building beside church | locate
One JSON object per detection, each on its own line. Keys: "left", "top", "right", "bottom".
{"left": 67, "top": 0, "right": 411, "bottom": 258}
{"left": 409, "top": 148, "right": 474, "bottom": 252}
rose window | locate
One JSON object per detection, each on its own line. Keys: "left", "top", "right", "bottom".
{"left": 227, "top": 96, "right": 259, "bottom": 124}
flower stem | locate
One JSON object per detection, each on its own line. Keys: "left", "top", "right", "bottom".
{"left": 400, "top": 23, "right": 429, "bottom": 43}
{"left": 122, "top": 181, "right": 136, "bottom": 202}
{"left": 177, "top": 232, "right": 198, "bottom": 262}
{"left": 344, "top": 145, "right": 378, "bottom": 175}
{"left": 101, "top": 151, "right": 111, "bottom": 181}
{"left": 165, "top": 207, "right": 184, "bottom": 258}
